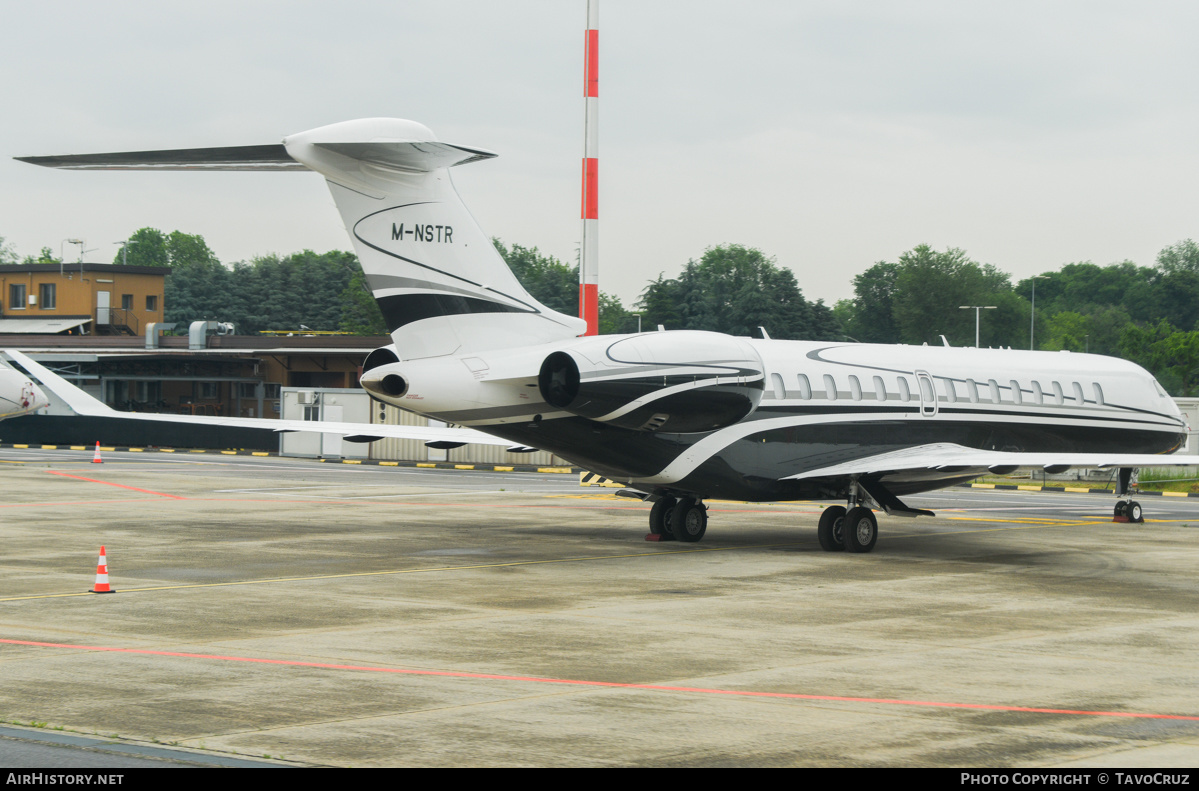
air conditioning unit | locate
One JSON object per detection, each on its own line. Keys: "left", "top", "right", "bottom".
{"left": 296, "top": 390, "right": 316, "bottom": 405}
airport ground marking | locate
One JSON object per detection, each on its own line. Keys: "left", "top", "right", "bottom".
{"left": 3, "top": 638, "right": 1198, "bottom": 724}
{"left": 44, "top": 471, "right": 185, "bottom": 499}
{"left": 0, "top": 543, "right": 808, "bottom": 602}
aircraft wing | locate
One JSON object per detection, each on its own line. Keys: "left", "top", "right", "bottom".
{"left": 781, "top": 442, "right": 1199, "bottom": 482}
{"left": 4, "top": 350, "right": 522, "bottom": 450}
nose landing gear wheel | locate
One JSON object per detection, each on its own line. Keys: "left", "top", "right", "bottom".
{"left": 817, "top": 506, "right": 847, "bottom": 552}
{"left": 672, "top": 498, "right": 707, "bottom": 542}
{"left": 1126, "top": 500, "right": 1143, "bottom": 523}
{"left": 842, "top": 507, "right": 878, "bottom": 553}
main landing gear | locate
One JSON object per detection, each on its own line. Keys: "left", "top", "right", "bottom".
{"left": 648, "top": 495, "right": 708, "bottom": 543}
{"left": 817, "top": 505, "right": 878, "bottom": 553}
{"left": 815, "top": 476, "right": 932, "bottom": 554}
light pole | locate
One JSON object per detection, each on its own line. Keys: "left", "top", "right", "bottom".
{"left": 959, "top": 305, "right": 996, "bottom": 348}
{"left": 1030, "top": 275, "right": 1048, "bottom": 350}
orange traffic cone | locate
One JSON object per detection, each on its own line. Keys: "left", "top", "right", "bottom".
{"left": 91, "top": 546, "right": 115, "bottom": 594}
{"left": 92, "top": 442, "right": 103, "bottom": 464}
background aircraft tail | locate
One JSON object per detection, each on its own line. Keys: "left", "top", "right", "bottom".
{"left": 19, "top": 118, "right": 586, "bottom": 360}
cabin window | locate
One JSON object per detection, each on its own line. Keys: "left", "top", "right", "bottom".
{"left": 966, "top": 379, "right": 979, "bottom": 403}
{"left": 897, "top": 376, "right": 911, "bottom": 402}
{"left": 988, "top": 379, "right": 1001, "bottom": 403}
{"left": 796, "top": 374, "right": 811, "bottom": 400}
{"left": 1032, "top": 381, "right": 1044, "bottom": 405}
{"left": 848, "top": 375, "right": 862, "bottom": 401}
{"left": 1051, "top": 381, "right": 1065, "bottom": 405}
{"left": 941, "top": 378, "right": 957, "bottom": 403}
{"left": 771, "top": 373, "right": 785, "bottom": 400}
{"left": 823, "top": 374, "right": 838, "bottom": 401}
{"left": 1009, "top": 380, "right": 1022, "bottom": 405}
{"left": 1072, "top": 382, "right": 1085, "bottom": 405}
{"left": 1093, "top": 382, "right": 1104, "bottom": 405}
{"left": 873, "top": 376, "right": 887, "bottom": 402}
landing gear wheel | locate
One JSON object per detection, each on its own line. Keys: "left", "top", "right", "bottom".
{"left": 672, "top": 498, "right": 707, "bottom": 543}
{"left": 1126, "top": 500, "right": 1143, "bottom": 523}
{"left": 649, "top": 497, "right": 678, "bottom": 539}
{"left": 842, "top": 507, "right": 878, "bottom": 553}
{"left": 817, "top": 506, "right": 847, "bottom": 552}
{"left": 1114, "top": 502, "right": 1127, "bottom": 518}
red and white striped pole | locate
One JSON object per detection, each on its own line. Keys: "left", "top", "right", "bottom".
{"left": 579, "top": 0, "right": 600, "bottom": 336}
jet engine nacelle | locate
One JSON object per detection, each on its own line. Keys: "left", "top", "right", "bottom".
{"left": 538, "top": 331, "right": 765, "bottom": 433}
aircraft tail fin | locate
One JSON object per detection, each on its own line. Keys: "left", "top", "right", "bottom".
{"left": 18, "top": 118, "right": 586, "bottom": 360}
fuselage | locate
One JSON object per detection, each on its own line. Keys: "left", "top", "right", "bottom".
{"left": 364, "top": 333, "right": 1186, "bottom": 502}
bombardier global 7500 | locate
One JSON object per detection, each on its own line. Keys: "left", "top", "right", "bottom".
{"left": 14, "top": 118, "right": 1199, "bottom": 552}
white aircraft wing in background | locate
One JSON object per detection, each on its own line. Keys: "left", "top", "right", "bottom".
{"left": 4, "top": 350, "right": 524, "bottom": 451}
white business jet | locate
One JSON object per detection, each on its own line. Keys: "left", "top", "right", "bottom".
{"left": 16, "top": 119, "right": 1199, "bottom": 551}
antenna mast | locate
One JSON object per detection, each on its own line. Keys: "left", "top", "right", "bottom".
{"left": 579, "top": 0, "right": 600, "bottom": 335}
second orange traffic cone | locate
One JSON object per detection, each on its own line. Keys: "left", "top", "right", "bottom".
{"left": 92, "top": 442, "right": 103, "bottom": 464}
{"left": 91, "top": 546, "right": 115, "bottom": 594}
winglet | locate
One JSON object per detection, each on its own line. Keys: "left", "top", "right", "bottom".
{"left": 3, "top": 350, "right": 115, "bottom": 417}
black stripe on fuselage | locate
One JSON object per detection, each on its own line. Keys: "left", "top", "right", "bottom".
{"left": 375, "top": 293, "right": 526, "bottom": 332}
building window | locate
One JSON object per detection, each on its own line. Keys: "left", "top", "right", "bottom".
{"left": 9, "top": 284, "right": 25, "bottom": 310}
{"left": 121, "top": 294, "right": 133, "bottom": 311}
{"left": 199, "top": 382, "right": 219, "bottom": 400}
{"left": 38, "top": 283, "right": 56, "bottom": 309}
{"left": 146, "top": 295, "right": 158, "bottom": 311}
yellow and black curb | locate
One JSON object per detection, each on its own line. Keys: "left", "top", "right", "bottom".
{"left": 960, "top": 481, "right": 1199, "bottom": 498}
{"left": 1, "top": 443, "right": 274, "bottom": 457}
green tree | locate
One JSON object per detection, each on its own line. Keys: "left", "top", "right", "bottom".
{"left": 634, "top": 245, "right": 840, "bottom": 340}
{"left": 0, "top": 235, "right": 17, "bottom": 264}
{"left": 339, "top": 268, "right": 388, "bottom": 335}
{"left": 1155, "top": 239, "right": 1199, "bottom": 274}
{"left": 115, "top": 228, "right": 169, "bottom": 267}
{"left": 889, "top": 245, "right": 1024, "bottom": 347}
{"left": 842, "top": 261, "right": 901, "bottom": 343}
{"left": 493, "top": 239, "right": 577, "bottom": 315}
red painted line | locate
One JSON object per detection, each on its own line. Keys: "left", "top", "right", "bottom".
{"left": 580, "top": 158, "right": 598, "bottom": 219}
{"left": 45, "top": 471, "right": 185, "bottom": 499}
{"left": 4, "top": 638, "right": 1196, "bottom": 722}
{"left": 584, "top": 28, "right": 599, "bottom": 96}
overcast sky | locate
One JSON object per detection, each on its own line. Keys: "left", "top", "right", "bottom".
{"left": 3, "top": 1, "right": 1198, "bottom": 309}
